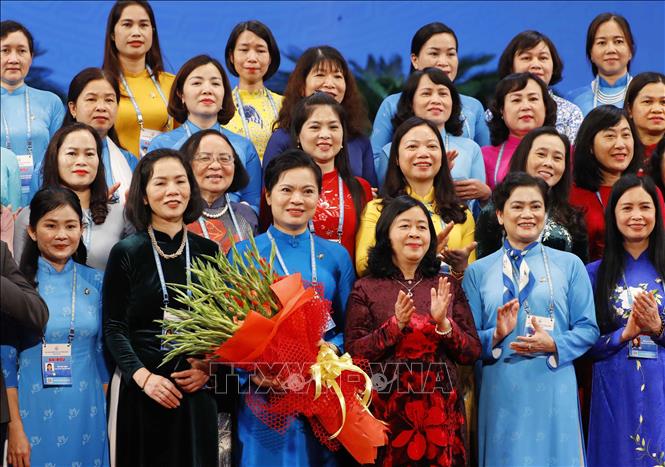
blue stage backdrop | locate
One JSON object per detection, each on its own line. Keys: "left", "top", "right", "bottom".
{"left": 2, "top": 1, "right": 663, "bottom": 116}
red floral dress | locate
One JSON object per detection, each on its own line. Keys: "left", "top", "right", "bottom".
{"left": 345, "top": 274, "right": 481, "bottom": 466}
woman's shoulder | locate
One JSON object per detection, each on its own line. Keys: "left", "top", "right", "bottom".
{"left": 27, "top": 85, "right": 62, "bottom": 105}
{"left": 450, "top": 134, "right": 482, "bottom": 152}
{"left": 348, "top": 134, "right": 371, "bottom": 147}
{"left": 111, "top": 231, "right": 149, "bottom": 255}
{"left": 158, "top": 71, "right": 176, "bottom": 85}
{"left": 467, "top": 248, "right": 502, "bottom": 272}
{"left": 459, "top": 94, "right": 484, "bottom": 112}
{"left": 76, "top": 262, "right": 104, "bottom": 289}
{"left": 221, "top": 127, "right": 254, "bottom": 149}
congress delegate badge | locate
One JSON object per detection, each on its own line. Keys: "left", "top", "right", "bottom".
{"left": 628, "top": 334, "right": 658, "bottom": 359}
{"left": 161, "top": 309, "right": 181, "bottom": 351}
{"left": 524, "top": 315, "right": 555, "bottom": 336}
{"left": 139, "top": 127, "right": 163, "bottom": 157}
{"left": 42, "top": 343, "right": 72, "bottom": 386}
{"left": 15, "top": 153, "right": 34, "bottom": 197}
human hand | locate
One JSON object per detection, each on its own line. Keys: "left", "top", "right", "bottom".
{"left": 493, "top": 299, "right": 519, "bottom": 346}
{"left": 107, "top": 181, "right": 121, "bottom": 201}
{"left": 632, "top": 291, "right": 662, "bottom": 335}
{"left": 394, "top": 290, "right": 416, "bottom": 330}
{"left": 250, "top": 373, "right": 283, "bottom": 389}
{"left": 430, "top": 276, "right": 452, "bottom": 330}
{"left": 511, "top": 315, "right": 556, "bottom": 354}
{"left": 371, "top": 187, "right": 379, "bottom": 199}
{"left": 621, "top": 310, "right": 642, "bottom": 342}
{"left": 439, "top": 242, "right": 477, "bottom": 273}
{"left": 172, "top": 358, "right": 210, "bottom": 393}
{"left": 7, "top": 422, "right": 31, "bottom": 467}
{"left": 143, "top": 373, "right": 183, "bottom": 408}
{"left": 454, "top": 179, "right": 491, "bottom": 201}
{"left": 435, "top": 222, "right": 455, "bottom": 257}
{"left": 446, "top": 149, "right": 459, "bottom": 170}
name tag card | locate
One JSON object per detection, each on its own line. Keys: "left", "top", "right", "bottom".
{"left": 629, "top": 335, "right": 658, "bottom": 359}
{"left": 42, "top": 343, "right": 72, "bottom": 386}
{"left": 524, "top": 316, "right": 555, "bottom": 336}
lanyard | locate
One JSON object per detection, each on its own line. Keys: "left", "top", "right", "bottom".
{"left": 184, "top": 120, "right": 221, "bottom": 138}
{"left": 41, "top": 264, "right": 77, "bottom": 345}
{"left": 198, "top": 194, "right": 244, "bottom": 241}
{"left": 232, "top": 87, "right": 278, "bottom": 140}
{"left": 120, "top": 66, "right": 170, "bottom": 129}
{"left": 1, "top": 89, "right": 32, "bottom": 156}
{"left": 460, "top": 110, "right": 472, "bottom": 138}
{"left": 309, "top": 175, "right": 344, "bottom": 243}
{"left": 595, "top": 191, "right": 604, "bottom": 209}
{"left": 505, "top": 244, "right": 555, "bottom": 321}
{"left": 592, "top": 74, "right": 632, "bottom": 110}
{"left": 622, "top": 272, "right": 665, "bottom": 307}
{"left": 493, "top": 142, "right": 506, "bottom": 187}
{"left": 151, "top": 235, "right": 191, "bottom": 307}
{"left": 82, "top": 211, "right": 93, "bottom": 251}
{"left": 267, "top": 229, "right": 317, "bottom": 286}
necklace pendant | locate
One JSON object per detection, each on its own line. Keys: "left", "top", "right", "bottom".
{"left": 406, "top": 291, "right": 413, "bottom": 298}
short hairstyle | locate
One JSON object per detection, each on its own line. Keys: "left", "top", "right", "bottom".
{"left": 492, "top": 171, "right": 549, "bottom": 213}
{"left": 102, "top": 1, "right": 166, "bottom": 84}
{"left": 167, "top": 55, "right": 235, "bottom": 125}
{"left": 179, "top": 128, "right": 249, "bottom": 194}
{"left": 125, "top": 148, "right": 204, "bottom": 231}
{"left": 648, "top": 137, "right": 665, "bottom": 195}
{"left": 0, "top": 20, "right": 34, "bottom": 55}
{"left": 224, "top": 20, "right": 281, "bottom": 81}
{"left": 393, "top": 67, "right": 463, "bottom": 136}
{"left": 62, "top": 67, "right": 125, "bottom": 149}
{"left": 573, "top": 105, "right": 643, "bottom": 192}
{"left": 382, "top": 117, "right": 467, "bottom": 225}
{"left": 487, "top": 73, "right": 558, "bottom": 146}
{"left": 274, "top": 46, "right": 370, "bottom": 138}
{"left": 263, "top": 148, "right": 322, "bottom": 194}
{"left": 40, "top": 123, "right": 109, "bottom": 225}
{"left": 367, "top": 195, "right": 440, "bottom": 278}
{"left": 586, "top": 13, "right": 636, "bottom": 76}
{"left": 409, "top": 22, "right": 458, "bottom": 73}
{"left": 624, "top": 72, "right": 665, "bottom": 117}
{"left": 20, "top": 187, "right": 87, "bottom": 286}
{"left": 497, "top": 30, "right": 564, "bottom": 85}
{"left": 594, "top": 174, "right": 665, "bottom": 334}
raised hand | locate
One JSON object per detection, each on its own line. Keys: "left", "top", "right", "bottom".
{"left": 435, "top": 222, "right": 456, "bottom": 258}
{"left": 492, "top": 299, "right": 519, "bottom": 347}
{"left": 631, "top": 291, "right": 661, "bottom": 335}
{"left": 430, "top": 276, "right": 453, "bottom": 332}
{"left": 439, "top": 242, "right": 477, "bottom": 273}
{"left": 394, "top": 290, "right": 416, "bottom": 330}
{"left": 446, "top": 149, "right": 459, "bottom": 170}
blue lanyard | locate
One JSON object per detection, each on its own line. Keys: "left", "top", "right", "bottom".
{"left": 232, "top": 87, "right": 278, "bottom": 139}
{"left": 1, "top": 88, "right": 32, "bottom": 156}
{"left": 266, "top": 229, "right": 317, "bottom": 286}
{"left": 151, "top": 235, "right": 191, "bottom": 307}
{"left": 119, "top": 65, "right": 170, "bottom": 129}
{"left": 493, "top": 142, "right": 506, "bottom": 187}
{"left": 198, "top": 194, "right": 244, "bottom": 242}
{"left": 309, "top": 175, "right": 344, "bottom": 243}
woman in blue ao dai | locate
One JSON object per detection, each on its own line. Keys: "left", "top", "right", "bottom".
{"left": 462, "top": 173, "right": 599, "bottom": 466}
{"left": 1, "top": 187, "right": 109, "bottom": 466}
{"left": 586, "top": 175, "right": 665, "bottom": 466}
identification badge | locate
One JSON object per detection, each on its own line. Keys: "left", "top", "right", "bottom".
{"left": 42, "top": 343, "right": 72, "bottom": 386}
{"left": 628, "top": 335, "right": 658, "bottom": 359}
{"left": 139, "top": 127, "right": 163, "bottom": 157}
{"left": 524, "top": 315, "right": 555, "bottom": 336}
{"left": 161, "top": 309, "right": 181, "bottom": 350}
{"left": 15, "top": 153, "right": 34, "bottom": 197}
{"left": 325, "top": 313, "right": 336, "bottom": 332}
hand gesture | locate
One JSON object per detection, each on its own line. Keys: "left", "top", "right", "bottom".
{"left": 430, "top": 276, "right": 452, "bottom": 330}
{"left": 394, "top": 290, "right": 416, "bottom": 330}
{"left": 107, "top": 181, "right": 121, "bottom": 201}
{"left": 631, "top": 291, "right": 662, "bottom": 335}
{"left": 439, "top": 242, "right": 477, "bottom": 273}
{"left": 7, "top": 423, "right": 31, "bottom": 467}
{"left": 172, "top": 357, "right": 210, "bottom": 393}
{"left": 435, "top": 222, "right": 456, "bottom": 258}
{"left": 621, "top": 310, "right": 642, "bottom": 342}
{"left": 511, "top": 315, "right": 556, "bottom": 354}
{"left": 446, "top": 149, "right": 459, "bottom": 170}
{"left": 454, "top": 179, "right": 491, "bottom": 201}
{"left": 493, "top": 299, "right": 519, "bottom": 346}
{"left": 143, "top": 373, "right": 183, "bottom": 409}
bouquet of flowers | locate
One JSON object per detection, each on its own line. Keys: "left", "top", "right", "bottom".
{"left": 157, "top": 237, "right": 388, "bottom": 464}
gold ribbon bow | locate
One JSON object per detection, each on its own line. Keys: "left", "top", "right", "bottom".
{"left": 309, "top": 344, "right": 373, "bottom": 438}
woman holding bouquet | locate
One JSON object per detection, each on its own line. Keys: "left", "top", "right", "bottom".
{"left": 103, "top": 149, "right": 219, "bottom": 466}
{"left": 345, "top": 195, "right": 481, "bottom": 466}
{"left": 233, "top": 149, "right": 356, "bottom": 466}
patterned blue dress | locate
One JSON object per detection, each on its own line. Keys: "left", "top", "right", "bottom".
{"left": 1, "top": 258, "right": 110, "bottom": 466}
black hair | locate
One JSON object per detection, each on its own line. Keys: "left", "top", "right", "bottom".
{"left": 392, "top": 68, "right": 463, "bottom": 136}
{"left": 573, "top": 105, "right": 643, "bottom": 192}
{"left": 40, "top": 123, "right": 109, "bottom": 225}
{"left": 263, "top": 148, "right": 323, "bottom": 194}
{"left": 19, "top": 187, "right": 88, "bottom": 286}
{"left": 409, "top": 22, "right": 458, "bottom": 74}
{"left": 179, "top": 128, "right": 249, "bottom": 195}
{"left": 487, "top": 73, "right": 557, "bottom": 146}
{"left": 625, "top": 72, "right": 665, "bottom": 146}
{"left": 0, "top": 20, "right": 34, "bottom": 55}
{"left": 382, "top": 117, "right": 466, "bottom": 225}
{"left": 224, "top": 20, "right": 281, "bottom": 81}
{"left": 497, "top": 30, "right": 564, "bottom": 85}
{"left": 367, "top": 195, "right": 440, "bottom": 278}
{"left": 125, "top": 148, "right": 204, "bottom": 231}
{"left": 290, "top": 92, "right": 367, "bottom": 224}
{"left": 586, "top": 13, "right": 635, "bottom": 76}
{"left": 593, "top": 175, "right": 665, "bottom": 334}
{"left": 492, "top": 171, "right": 549, "bottom": 212}
{"left": 648, "top": 137, "right": 665, "bottom": 195}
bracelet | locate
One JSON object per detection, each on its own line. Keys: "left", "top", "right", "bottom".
{"left": 450, "top": 269, "right": 464, "bottom": 280}
{"left": 656, "top": 316, "right": 665, "bottom": 339}
{"left": 434, "top": 323, "right": 453, "bottom": 336}
{"left": 141, "top": 373, "right": 153, "bottom": 391}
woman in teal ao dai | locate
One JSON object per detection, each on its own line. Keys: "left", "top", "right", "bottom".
{"left": 462, "top": 173, "right": 599, "bottom": 466}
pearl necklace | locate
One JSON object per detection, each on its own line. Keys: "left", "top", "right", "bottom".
{"left": 202, "top": 204, "right": 229, "bottom": 219}
{"left": 394, "top": 277, "right": 424, "bottom": 297}
{"left": 148, "top": 225, "right": 187, "bottom": 259}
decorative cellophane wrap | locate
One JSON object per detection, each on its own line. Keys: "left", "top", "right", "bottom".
{"left": 158, "top": 241, "right": 388, "bottom": 464}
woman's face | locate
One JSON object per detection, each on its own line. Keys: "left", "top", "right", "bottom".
{"left": 615, "top": 186, "right": 656, "bottom": 245}
{"left": 525, "top": 134, "right": 566, "bottom": 187}
{"left": 512, "top": 41, "right": 554, "bottom": 86}
{"left": 112, "top": 4, "right": 153, "bottom": 60}
{"left": 265, "top": 167, "right": 319, "bottom": 234}
{"left": 410, "top": 33, "right": 459, "bottom": 81}
{"left": 298, "top": 105, "right": 343, "bottom": 172}
{"left": 497, "top": 186, "right": 546, "bottom": 249}
{"left": 68, "top": 79, "right": 118, "bottom": 137}
{"left": 57, "top": 130, "right": 100, "bottom": 192}
{"left": 389, "top": 206, "right": 432, "bottom": 268}
{"left": 592, "top": 117, "right": 634, "bottom": 177}
{"left": 28, "top": 205, "right": 82, "bottom": 269}
{"left": 303, "top": 61, "right": 346, "bottom": 103}
{"left": 231, "top": 30, "right": 271, "bottom": 85}
{"left": 590, "top": 19, "right": 632, "bottom": 79}
{"left": 502, "top": 79, "right": 546, "bottom": 138}
{"left": 180, "top": 63, "right": 225, "bottom": 119}
{"left": 0, "top": 30, "right": 32, "bottom": 87}
{"left": 412, "top": 74, "right": 453, "bottom": 129}
{"left": 191, "top": 134, "right": 235, "bottom": 202}
{"left": 629, "top": 82, "right": 665, "bottom": 140}
{"left": 145, "top": 157, "right": 191, "bottom": 225}
{"left": 397, "top": 124, "right": 443, "bottom": 186}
